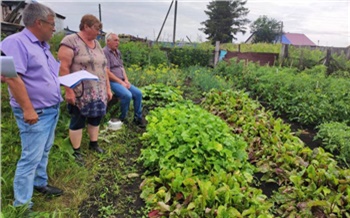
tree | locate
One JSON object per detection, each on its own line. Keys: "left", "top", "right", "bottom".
{"left": 250, "top": 15, "right": 283, "bottom": 43}
{"left": 200, "top": 0, "right": 250, "bottom": 44}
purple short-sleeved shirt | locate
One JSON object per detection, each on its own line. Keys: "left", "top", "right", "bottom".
{"left": 0, "top": 28, "right": 62, "bottom": 109}
{"left": 103, "top": 47, "right": 125, "bottom": 80}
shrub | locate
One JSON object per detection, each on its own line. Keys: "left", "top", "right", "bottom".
{"left": 141, "top": 83, "right": 184, "bottom": 111}
{"left": 315, "top": 122, "right": 350, "bottom": 166}
{"left": 168, "top": 47, "right": 212, "bottom": 68}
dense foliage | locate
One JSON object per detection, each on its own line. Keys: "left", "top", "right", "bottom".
{"left": 168, "top": 47, "right": 212, "bottom": 68}
{"left": 141, "top": 83, "right": 185, "bottom": 111}
{"left": 250, "top": 15, "right": 283, "bottom": 43}
{"left": 200, "top": 0, "right": 250, "bottom": 44}
{"left": 201, "top": 90, "right": 350, "bottom": 217}
{"left": 118, "top": 42, "right": 167, "bottom": 67}
{"left": 184, "top": 66, "right": 233, "bottom": 92}
{"left": 315, "top": 122, "right": 350, "bottom": 166}
{"left": 213, "top": 61, "right": 350, "bottom": 126}
{"left": 220, "top": 42, "right": 281, "bottom": 53}
{"left": 139, "top": 102, "right": 273, "bottom": 217}
{"left": 118, "top": 41, "right": 213, "bottom": 68}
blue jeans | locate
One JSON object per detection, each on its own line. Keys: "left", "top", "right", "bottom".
{"left": 110, "top": 82, "right": 142, "bottom": 120}
{"left": 12, "top": 104, "right": 60, "bottom": 208}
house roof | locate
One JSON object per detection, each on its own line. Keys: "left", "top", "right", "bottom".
{"left": 282, "top": 33, "right": 316, "bottom": 46}
{"left": 245, "top": 32, "right": 317, "bottom": 46}
{"left": 2, "top": 1, "right": 65, "bottom": 19}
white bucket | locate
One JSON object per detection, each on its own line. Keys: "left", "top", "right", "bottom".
{"left": 108, "top": 119, "right": 123, "bottom": 131}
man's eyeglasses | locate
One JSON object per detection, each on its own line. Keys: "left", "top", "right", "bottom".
{"left": 40, "top": 19, "right": 55, "bottom": 27}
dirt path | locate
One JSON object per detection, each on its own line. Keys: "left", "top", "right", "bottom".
{"left": 78, "top": 125, "right": 146, "bottom": 218}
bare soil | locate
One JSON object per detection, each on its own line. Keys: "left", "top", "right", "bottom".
{"left": 78, "top": 124, "right": 146, "bottom": 218}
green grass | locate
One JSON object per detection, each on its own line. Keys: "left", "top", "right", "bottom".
{"left": 1, "top": 82, "right": 147, "bottom": 217}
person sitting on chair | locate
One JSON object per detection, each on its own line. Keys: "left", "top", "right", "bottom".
{"left": 103, "top": 32, "right": 145, "bottom": 128}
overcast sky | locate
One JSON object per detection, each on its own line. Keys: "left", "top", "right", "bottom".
{"left": 39, "top": 0, "right": 349, "bottom": 47}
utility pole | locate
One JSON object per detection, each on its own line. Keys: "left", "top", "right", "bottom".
{"left": 173, "top": 0, "right": 178, "bottom": 44}
{"left": 279, "top": 21, "right": 283, "bottom": 43}
{"left": 156, "top": 0, "right": 178, "bottom": 44}
{"left": 156, "top": 0, "right": 174, "bottom": 42}
{"left": 98, "top": 4, "right": 102, "bottom": 21}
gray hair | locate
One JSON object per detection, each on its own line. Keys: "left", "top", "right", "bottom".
{"left": 105, "top": 32, "right": 117, "bottom": 44}
{"left": 22, "top": 3, "right": 56, "bottom": 27}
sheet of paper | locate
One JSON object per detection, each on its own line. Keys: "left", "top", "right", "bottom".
{"left": 0, "top": 56, "right": 18, "bottom": 78}
{"left": 59, "top": 70, "right": 99, "bottom": 88}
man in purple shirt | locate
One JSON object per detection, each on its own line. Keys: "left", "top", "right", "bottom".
{"left": 0, "top": 2, "right": 63, "bottom": 212}
{"left": 103, "top": 32, "right": 145, "bottom": 128}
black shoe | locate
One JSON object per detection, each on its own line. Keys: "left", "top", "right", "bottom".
{"left": 133, "top": 118, "right": 146, "bottom": 128}
{"left": 73, "top": 151, "right": 85, "bottom": 166}
{"left": 22, "top": 208, "right": 34, "bottom": 218}
{"left": 120, "top": 118, "right": 129, "bottom": 124}
{"left": 89, "top": 145, "right": 105, "bottom": 153}
{"left": 16, "top": 204, "right": 34, "bottom": 217}
{"left": 34, "top": 185, "right": 63, "bottom": 196}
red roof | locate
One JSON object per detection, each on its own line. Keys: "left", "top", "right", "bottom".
{"left": 284, "top": 33, "right": 316, "bottom": 46}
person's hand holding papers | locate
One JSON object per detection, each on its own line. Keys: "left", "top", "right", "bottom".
{"left": 58, "top": 70, "right": 99, "bottom": 88}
